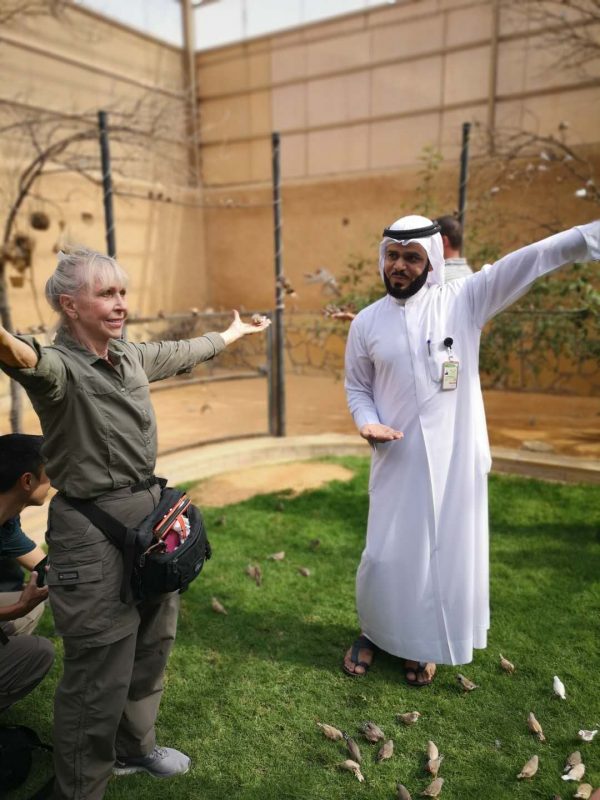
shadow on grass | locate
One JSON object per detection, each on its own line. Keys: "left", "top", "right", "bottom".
{"left": 492, "top": 522, "right": 600, "bottom": 579}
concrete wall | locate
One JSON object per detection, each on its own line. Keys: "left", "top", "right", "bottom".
{"left": 0, "top": 0, "right": 598, "bottom": 413}
{"left": 196, "top": 0, "right": 600, "bottom": 312}
{"left": 0, "top": 3, "right": 207, "bottom": 334}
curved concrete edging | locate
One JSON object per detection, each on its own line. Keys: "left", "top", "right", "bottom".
{"left": 20, "top": 434, "right": 599, "bottom": 544}
{"left": 155, "top": 434, "right": 369, "bottom": 487}
{"left": 155, "top": 434, "right": 599, "bottom": 487}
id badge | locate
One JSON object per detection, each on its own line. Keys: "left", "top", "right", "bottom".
{"left": 441, "top": 360, "right": 459, "bottom": 391}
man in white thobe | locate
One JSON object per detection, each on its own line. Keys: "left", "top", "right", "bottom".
{"left": 342, "top": 214, "right": 599, "bottom": 685}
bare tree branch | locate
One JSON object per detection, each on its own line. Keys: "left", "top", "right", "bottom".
{"left": 0, "top": 0, "right": 66, "bottom": 25}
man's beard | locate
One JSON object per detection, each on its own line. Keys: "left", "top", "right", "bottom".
{"left": 384, "top": 263, "right": 430, "bottom": 299}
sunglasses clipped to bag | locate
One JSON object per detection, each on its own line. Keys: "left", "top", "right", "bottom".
{"left": 146, "top": 494, "right": 192, "bottom": 555}
{"left": 66, "top": 482, "right": 211, "bottom": 602}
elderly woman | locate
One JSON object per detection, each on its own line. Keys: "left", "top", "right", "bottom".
{"left": 0, "top": 248, "right": 270, "bottom": 800}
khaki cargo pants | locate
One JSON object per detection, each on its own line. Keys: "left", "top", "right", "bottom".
{"left": 47, "top": 483, "right": 180, "bottom": 800}
{"left": 0, "top": 596, "right": 55, "bottom": 711}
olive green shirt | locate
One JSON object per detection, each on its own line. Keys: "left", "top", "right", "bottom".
{"left": 2, "top": 328, "right": 225, "bottom": 498}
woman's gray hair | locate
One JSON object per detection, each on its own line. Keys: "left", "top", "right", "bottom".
{"left": 45, "top": 247, "right": 129, "bottom": 314}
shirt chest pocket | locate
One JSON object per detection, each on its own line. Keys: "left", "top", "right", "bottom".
{"left": 78, "top": 372, "right": 120, "bottom": 397}
{"left": 427, "top": 338, "right": 460, "bottom": 383}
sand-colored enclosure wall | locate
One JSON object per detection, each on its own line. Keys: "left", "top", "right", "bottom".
{"left": 0, "top": 0, "right": 598, "bottom": 410}
{"left": 0, "top": 3, "right": 207, "bottom": 332}
{"left": 197, "top": 0, "right": 600, "bottom": 313}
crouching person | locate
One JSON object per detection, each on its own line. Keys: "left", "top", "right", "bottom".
{"left": 0, "top": 248, "right": 270, "bottom": 799}
{"left": 0, "top": 434, "right": 54, "bottom": 711}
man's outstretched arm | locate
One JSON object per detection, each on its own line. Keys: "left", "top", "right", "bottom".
{"left": 466, "top": 221, "right": 599, "bottom": 328}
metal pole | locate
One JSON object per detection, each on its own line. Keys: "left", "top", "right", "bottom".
{"left": 271, "top": 131, "right": 285, "bottom": 437}
{"left": 457, "top": 121, "right": 471, "bottom": 251}
{"left": 181, "top": 0, "right": 201, "bottom": 185}
{"left": 266, "top": 316, "right": 276, "bottom": 436}
{"left": 98, "top": 110, "right": 116, "bottom": 258}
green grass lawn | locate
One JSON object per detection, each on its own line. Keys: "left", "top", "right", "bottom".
{"left": 9, "top": 459, "right": 600, "bottom": 799}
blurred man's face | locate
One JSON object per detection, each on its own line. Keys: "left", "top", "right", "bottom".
{"left": 383, "top": 242, "right": 430, "bottom": 299}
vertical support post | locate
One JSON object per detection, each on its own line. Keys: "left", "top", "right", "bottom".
{"left": 181, "top": 0, "right": 201, "bottom": 185}
{"left": 98, "top": 110, "right": 116, "bottom": 258}
{"left": 271, "top": 131, "right": 285, "bottom": 437}
{"left": 266, "top": 314, "right": 276, "bottom": 436}
{"left": 457, "top": 121, "right": 471, "bottom": 251}
{"left": 487, "top": 0, "right": 500, "bottom": 155}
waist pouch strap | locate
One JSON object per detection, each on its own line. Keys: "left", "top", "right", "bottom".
{"left": 62, "top": 497, "right": 134, "bottom": 603}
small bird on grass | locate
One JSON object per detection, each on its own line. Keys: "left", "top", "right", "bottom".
{"left": 344, "top": 734, "right": 362, "bottom": 763}
{"left": 316, "top": 722, "right": 343, "bottom": 741}
{"left": 564, "top": 751, "right": 582, "bottom": 771}
{"left": 298, "top": 567, "right": 311, "bottom": 577}
{"left": 517, "top": 755, "right": 539, "bottom": 779}
{"left": 578, "top": 729, "right": 598, "bottom": 742}
{"left": 426, "top": 741, "right": 439, "bottom": 761}
{"left": 268, "top": 551, "right": 285, "bottom": 561}
{"left": 396, "top": 785, "right": 412, "bottom": 800}
{"left": 420, "top": 777, "right": 444, "bottom": 797}
{"left": 360, "top": 721, "right": 385, "bottom": 742}
{"left": 574, "top": 784, "right": 593, "bottom": 799}
{"left": 527, "top": 712, "right": 546, "bottom": 742}
{"left": 456, "top": 673, "right": 478, "bottom": 691}
{"left": 562, "top": 763, "right": 586, "bottom": 782}
{"left": 553, "top": 675, "right": 567, "bottom": 699}
{"left": 397, "top": 711, "right": 421, "bottom": 726}
{"left": 338, "top": 759, "right": 364, "bottom": 782}
{"left": 245, "top": 564, "right": 262, "bottom": 586}
{"left": 499, "top": 654, "right": 515, "bottom": 673}
{"left": 377, "top": 739, "right": 394, "bottom": 762}
{"left": 210, "top": 597, "right": 228, "bottom": 615}
{"left": 426, "top": 756, "right": 444, "bottom": 778}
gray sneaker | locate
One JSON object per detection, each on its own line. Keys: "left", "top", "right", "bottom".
{"left": 113, "top": 746, "right": 191, "bottom": 778}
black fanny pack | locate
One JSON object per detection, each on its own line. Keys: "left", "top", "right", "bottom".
{"left": 64, "top": 481, "right": 211, "bottom": 602}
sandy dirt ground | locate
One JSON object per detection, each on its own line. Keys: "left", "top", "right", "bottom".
{"left": 4, "top": 374, "right": 598, "bottom": 506}
{"left": 151, "top": 374, "right": 599, "bottom": 457}
{"left": 189, "top": 461, "right": 355, "bottom": 507}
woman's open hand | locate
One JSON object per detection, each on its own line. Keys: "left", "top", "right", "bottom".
{"left": 220, "top": 310, "right": 271, "bottom": 346}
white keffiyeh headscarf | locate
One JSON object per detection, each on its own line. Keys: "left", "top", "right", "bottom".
{"left": 378, "top": 214, "right": 445, "bottom": 286}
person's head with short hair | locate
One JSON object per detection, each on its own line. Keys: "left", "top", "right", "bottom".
{"left": 45, "top": 247, "right": 129, "bottom": 350}
{"left": 434, "top": 215, "right": 463, "bottom": 258}
{"left": 0, "top": 434, "right": 50, "bottom": 508}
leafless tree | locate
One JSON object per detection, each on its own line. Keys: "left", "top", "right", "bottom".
{"left": 0, "top": 93, "right": 195, "bottom": 430}
{"left": 0, "top": 0, "right": 66, "bottom": 25}
{"left": 502, "top": 0, "right": 600, "bottom": 75}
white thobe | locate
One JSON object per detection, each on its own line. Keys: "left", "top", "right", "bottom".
{"left": 345, "top": 224, "right": 598, "bottom": 665}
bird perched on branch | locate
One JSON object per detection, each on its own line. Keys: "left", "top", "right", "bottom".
{"left": 304, "top": 267, "right": 341, "bottom": 296}
{"left": 276, "top": 276, "right": 297, "bottom": 298}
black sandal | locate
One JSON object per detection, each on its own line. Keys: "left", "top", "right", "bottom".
{"left": 404, "top": 661, "right": 436, "bottom": 687}
{"left": 342, "top": 634, "right": 378, "bottom": 677}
